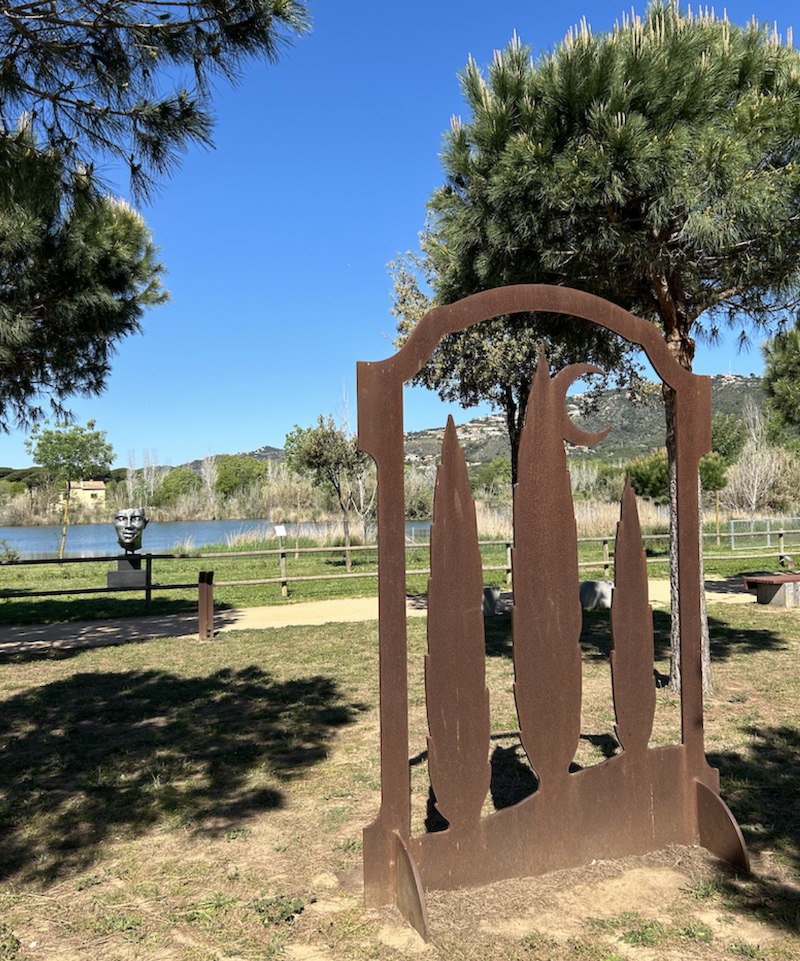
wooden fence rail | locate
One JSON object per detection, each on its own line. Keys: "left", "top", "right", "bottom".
{"left": 1, "top": 529, "right": 799, "bottom": 608}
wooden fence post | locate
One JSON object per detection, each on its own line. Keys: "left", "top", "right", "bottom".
{"left": 280, "top": 546, "right": 288, "bottom": 597}
{"left": 275, "top": 525, "right": 289, "bottom": 597}
{"left": 603, "top": 539, "right": 610, "bottom": 578}
{"left": 198, "top": 571, "right": 214, "bottom": 640}
{"left": 145, "top": 554, "right": 153, "bottom": 610}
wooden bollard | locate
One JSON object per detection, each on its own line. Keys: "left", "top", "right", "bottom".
{"left": 198, "top": 570, "right": 214, "bottom": 640}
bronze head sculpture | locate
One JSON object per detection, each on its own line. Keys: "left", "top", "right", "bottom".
{"left": 114, "top": 508, "right": 148, "bottom": 553}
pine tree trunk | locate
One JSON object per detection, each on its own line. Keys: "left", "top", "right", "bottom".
{"left": 506, "top": 383, "right": 530, "bottom": 488}
{"left": 663, "top": 339, "right": 712, "bottom": 697}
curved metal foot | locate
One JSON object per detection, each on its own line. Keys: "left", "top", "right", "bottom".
{"left": 394, "top": 831, "right": 429, "bottom": 942}
{"left": 696, "top": 779, "right": 750, "bottom": 873}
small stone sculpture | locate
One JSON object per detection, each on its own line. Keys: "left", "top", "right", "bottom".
{"left": 579, "top": 580, "right": 614, "bottom": 611}
{"left": 482, "top": 585, "right": 502, "bottom": 616}
{"left": 114, "top": 508, "right": 148, "bottom": 553}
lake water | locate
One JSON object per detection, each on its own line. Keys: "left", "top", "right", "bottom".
{"left": 0, "top": 518, "right": 433, "bottom": 559}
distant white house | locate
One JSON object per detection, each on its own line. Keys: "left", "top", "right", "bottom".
{"left": 60, "top": 480, "right": 106, "bottom": 508}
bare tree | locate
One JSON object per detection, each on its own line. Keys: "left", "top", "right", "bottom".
{"left": 126, "top": 450, "right": 139, "bottom": 503}
{"left": 141, "top": 451, "right": 166, "bottom": 505}
{"left": 722, "top": 404, "right": 795, "bottom": 518}
{"left": 353, "top": 461, "right": 377, "bottom": 544}
{"left": 337, "top": 387, "right": 377, "bottom": 543}
{"left": 200, "top": 454, "right": 218, "bottom": 514}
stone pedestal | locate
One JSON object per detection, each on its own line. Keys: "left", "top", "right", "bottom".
{"left": 107, "top": 555, "right": 147, "bottom": 589}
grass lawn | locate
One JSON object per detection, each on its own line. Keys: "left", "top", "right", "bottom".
{"left": 0, "top": 542, "right": 442, "bottom": 626}
{"left": 0, "top": 602, "right": 799, "bottom": 960}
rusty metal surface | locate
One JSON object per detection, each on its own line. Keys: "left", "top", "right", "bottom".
{"left": 513, "top": 352, "right": 610, "bottom": 790}
{"left": 425, "top": 418, "right": 491, "bottom": 830}
{"left": 610, "top": 476, "right": 656, "bottom": 757}
{"left": 393, "top": 831, "right": 429, "bottom": 941}
{"left": 696, "top": 780, "right": 751, "bottom": 873}
{"left": 358, "top": 284, "right": 748, "bottom": 934}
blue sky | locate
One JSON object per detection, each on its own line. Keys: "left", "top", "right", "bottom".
{"left": 3, "top": 0, "right": 797, "bottom": 470}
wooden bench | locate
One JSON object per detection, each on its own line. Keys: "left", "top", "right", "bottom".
{"left": 742, "top": 574, "right": 800, "bottom": 607}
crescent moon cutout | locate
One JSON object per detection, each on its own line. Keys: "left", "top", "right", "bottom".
{"left": 552, "top": 363, "right": 612, "bottom": 448}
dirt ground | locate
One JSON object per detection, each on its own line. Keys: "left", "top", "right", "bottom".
{"left": 2, "top": 577, "right": 788, "bottom": 961}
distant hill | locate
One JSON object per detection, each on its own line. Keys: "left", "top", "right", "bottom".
{"left": 403, "top": 374, "right": 766, "bottom": 466}
{"left": 234, "top": 444, "right": 284, "bottom": 462}
{"left": 170, "top": 374, "right": 765, "bottom": 472}
{"left": 182, "top": 445, "right": 284, "bottom": 473}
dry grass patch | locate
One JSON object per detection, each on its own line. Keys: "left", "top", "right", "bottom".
{"left": 0, "top": 605, "right": 799, "bottom": 959}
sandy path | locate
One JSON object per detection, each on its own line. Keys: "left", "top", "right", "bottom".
{"left": 0, "top": 575, "right": 753, "bottom": 656}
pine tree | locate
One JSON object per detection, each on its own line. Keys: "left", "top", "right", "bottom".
{"left": 763, "top": 324, "right": 800, "bottom": 429}
{"left": 428, "top": 5, "right": 800, "bottom": 357}
{"left": 403, "top": 1, "right": 800, "bottom": 693}
{"left": 0, "top": 125, "right": 167, "bottom": 429}
{"left": 0, "top": 0, "right": 310, "bottom": 199}
{"left": 0, "top": 1, "right": 308, "bottom": 424}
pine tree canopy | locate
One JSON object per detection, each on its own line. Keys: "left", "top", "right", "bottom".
{"left": 402, "top": 0, "right": 800, "bottom": 693}
{"left": 0, "top": 0, "right": 310, "bottom": 198}
{"left": 425, "top": 0, "right": 800, "bottom": 372}
{"left": 0, "top": 1, "right": 308, "bottom": 426}
{"left": 0, "top": 125, "right": 167, "bottom": 430}
{"left": 763, "top": 323, "right": 800, "bottom": 428}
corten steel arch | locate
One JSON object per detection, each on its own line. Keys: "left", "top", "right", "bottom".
{"left": 357, "top": 285, "right": 749, "bottom": 940}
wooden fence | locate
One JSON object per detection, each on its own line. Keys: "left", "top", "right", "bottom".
{"left": 0, "top": 528, "right": 797, "bottom": 610}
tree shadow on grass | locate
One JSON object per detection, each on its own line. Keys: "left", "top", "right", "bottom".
{"left": 580, "top": 609, "right": 788, "bottom": 664}
{"left": 707, "top": 609, "right": 790, "bottom": 662}
{"left": 709, "top": 724, "right": 800, "bottom": 933}
{"left": 487, "top": 609, "right": 788, "bottom": 666}
{"left": 484, "top": 609, "right": 663, "bottom": 661}
{"left": 0, "top": 666, "right": 364, "bottom": 884}
{"left": 484, "top": 609, "right": 665, "bottom": 661}
{"left": 484, "top": 612, "right": 513, "bottom": 658}
{"left": 0, "top": 596, "right": 199, "bottom": 628}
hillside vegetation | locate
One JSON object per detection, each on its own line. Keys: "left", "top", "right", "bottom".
{"left": 404, "top": 374, "right": 766, "bottom": 466}
{"left": 3, "top": 374, "right": 795, "bottom": 532}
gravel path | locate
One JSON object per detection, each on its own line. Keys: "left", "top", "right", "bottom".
{"left": 0, "top": 576, "right": 753, "bottom": 657}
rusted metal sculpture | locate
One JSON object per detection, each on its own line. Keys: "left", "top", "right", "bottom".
{"left": 357, "top": 286, "right": 749, "bottom": 940}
